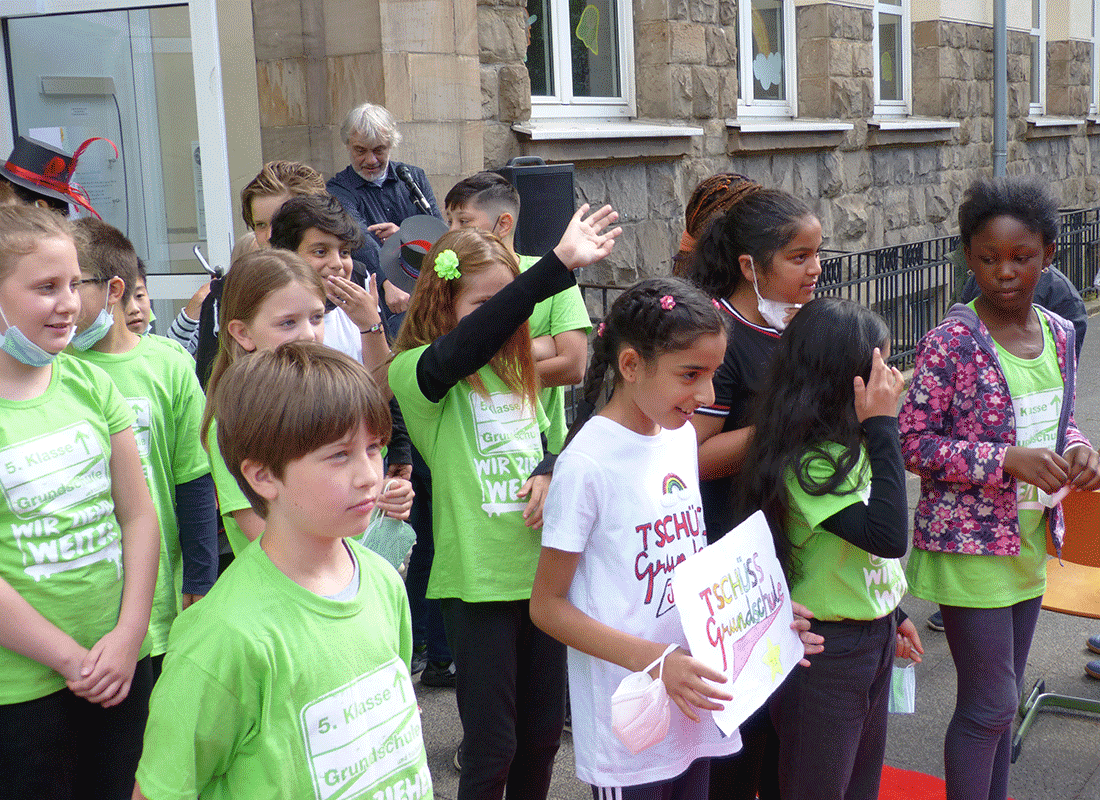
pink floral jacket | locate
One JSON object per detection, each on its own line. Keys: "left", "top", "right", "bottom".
{"left": 899, "top": 304, "right": 1089, "bottom": 556}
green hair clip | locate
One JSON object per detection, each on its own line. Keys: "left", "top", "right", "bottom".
{"left": 434, "top": 249, "right": 461, "bottom": 280}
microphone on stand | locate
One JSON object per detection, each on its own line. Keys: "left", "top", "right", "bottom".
{"left": 395, "top": 164, "right": 433, "bottom": 216}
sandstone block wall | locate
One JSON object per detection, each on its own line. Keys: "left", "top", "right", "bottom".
{"left": 252, "top": 0, "right": 1100, "bottom": 283}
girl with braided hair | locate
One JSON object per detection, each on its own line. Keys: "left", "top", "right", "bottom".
{"left": 531, "top": 278, "right": 822, "bottom": 799}
{"left": 676, "top": 176, "right": 824, "bottom": 799}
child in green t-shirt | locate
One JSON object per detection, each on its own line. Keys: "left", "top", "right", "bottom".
{"left": 900, "top": 177, "right": 1100, "bottom": 800}
{"left": 199, "top": 249, "right": 412, "bottom": 555}
{"left": 442, "top": 172, "right": 591, "bottom": 451}
{"left": 68, "top": 217, "right": 218, "bottom": 671}
{"left": 123, "top": 257, "right": 154, "bottom": 336}
{"left": 737, "top": 297, "right": 924, "bottom": 800}
{"left": 134, "top": 342, "right": 430, "bottom": 800}
{"left": 0, "top": 205, "right": 160, "bottom": 798}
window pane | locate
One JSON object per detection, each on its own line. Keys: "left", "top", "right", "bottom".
{"left": 750, "top": 0, "right": 785, "bottom": 101}
{"left": 569, "top": 0, "right": 621, "bottom": 98}
{"left": 528, "top": 0, "right": 554, "bottom": 96}
{"left": 1030, "top": 34, "right": 1041, "bottom": 104}
{"left": 7, "top": 6, "right": 201, "bottom": 287}
{"left": 878, "top": 13, "right": 901, "bottom": 101}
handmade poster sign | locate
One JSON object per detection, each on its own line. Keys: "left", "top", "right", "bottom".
{"left": 671, "top": 510, "right": 804, "bottom": 737}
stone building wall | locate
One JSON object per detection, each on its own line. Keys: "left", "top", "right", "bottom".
{"left": 252, "top": 0, "right": 482, "bottom": 201}
{"left": 251, "top": 0, "right": 1100, "bottom": 283}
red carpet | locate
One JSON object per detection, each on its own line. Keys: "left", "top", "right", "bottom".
{"left": 879, "top": 765, "right": 1016, "bottom": 800}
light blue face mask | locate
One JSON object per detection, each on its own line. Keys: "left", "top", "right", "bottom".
{"left": 0, "top": 304, "right": 64, "bottom": 367}
{"left": 70, "top": 306, "right": 114, "bottom": 351}
{"left": 138, "top": 310, "right": 157, "bottom": 336}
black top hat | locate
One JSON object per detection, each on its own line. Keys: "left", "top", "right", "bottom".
{"left": 380, "top": 215, "right": 451, "bottom": 294}
{"left": 1, "top": 135, "right": 117, "bottom": 217}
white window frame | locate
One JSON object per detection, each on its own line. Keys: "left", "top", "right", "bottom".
{"left": 0, "top": 0, "right": 233, "bottom": 268}
{"left": 529, "top": 0, "right": 636, "bottom": 119}
{"left": 872, "top": 0, "right": 911, "bottom": 116}
{"left": 737, "top": 0, "right": 798, "bottom": 119}
{"left": 1029, "top": 0, "right": 1047, "bottom": 115}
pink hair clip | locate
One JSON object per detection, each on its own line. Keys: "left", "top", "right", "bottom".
{"left": 596, "top": 322, "right": 606, "bottom": 337}
{"left": 711, "top": 298, "right": 722, "bottom": 310}
{"left": 660, "top": 295, "right": 676, "bottom": 311}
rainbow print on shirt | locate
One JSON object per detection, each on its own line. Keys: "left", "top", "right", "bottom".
{"left": 662, "top": 473, "right": 687, "bottom": 494}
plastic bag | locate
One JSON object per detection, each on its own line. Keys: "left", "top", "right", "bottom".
{"left": 356, "top": 481, "right": 416, "bottom": 575}
{"left": 888, "top": 663, "right": 915, "bottom": 714}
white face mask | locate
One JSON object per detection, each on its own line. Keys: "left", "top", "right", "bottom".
{"left": 0, "top": 303, "right": 66, "bottom": 367}
{"left": 70, "top": 306, "right": 114, "bottom": 351}
{"left": 748, "top": 257, "right": 801, "bottom": 332}
{"left": 611, "top": 643, "right": 678, "bottom": 755}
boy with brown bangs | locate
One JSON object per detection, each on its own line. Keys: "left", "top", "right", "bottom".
{"left": 133, "top": 342, "right": 430, "bottom": 800}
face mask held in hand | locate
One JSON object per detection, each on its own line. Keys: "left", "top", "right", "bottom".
{"left": 610, "top": 643, "right": 679, "bottom": 755}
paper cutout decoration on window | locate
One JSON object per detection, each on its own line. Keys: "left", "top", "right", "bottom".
{"left": 753, "top": 53, "right": 782, "bottom": 90}
{"left": 576, "top": 5, "right": 600, "bottom": 56}
{"left": 750, "top": 9, "right": 782, "bottom": 91}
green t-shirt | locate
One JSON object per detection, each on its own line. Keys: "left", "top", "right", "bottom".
{"left": 70, "top": 335, "right": 210, "bottom": 655}
{"left": 785, "top": 443, "right": 907, "bottom": 622}
{"left": 136, "top": 539, "right": 429, "bottom": 800}
{"left": 390, "top": 347, "right": 548, "bottom": 601}
{"left": 906, "top": 310, "right": 1060, "bottom": 608}
{"left": 519, "top": 254, "right": 592, "bottom": 452}
{"left": 0, "top": 354, "right": 139, "bottom": 703}
{"left": 208, "top": 419, "right": 253, "bottom": 556}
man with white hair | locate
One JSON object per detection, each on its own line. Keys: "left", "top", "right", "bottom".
{"left": 328, "top": 103, "right": 442, "bottom": 243}
{"left": 328, "top": 103, "right": 443, "bottom": 315}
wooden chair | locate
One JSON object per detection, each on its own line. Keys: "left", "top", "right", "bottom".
{"left": 1011, "top": 489, "right": 1100, "bottom": 763}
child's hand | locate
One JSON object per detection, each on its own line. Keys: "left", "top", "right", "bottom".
{"left": 518, "top": 474, "right": 551, "bottom": 529}
{"left": 382, "top": 279, "right": 411, "bottom": 313}
{"left": 379, "top": 478, "right": 415, "bottom": 520}
{"left": 1003, "top": 446, "right": 1070, "bottom": 494}
{"left": 54, "top": 638, "right": 91, "bottom": 686}
{"left": 896, "top": 617, "right": 924, "bottom": 663}
{"left": 368, "top": 221, "right": 399, "bottom": 241}
{"left": 182, "top": 593, "right": 203, "bottom": 610}
{"left": 790, "top": 601, "right": 824, "bottom": 666}
{"left": 530, "top": 334, "right": 557, "bottom": 363}
{"left": 387, "top": 462, "right": 413, "bottom": 481}
{"left": 67, "top": 626, "right": 142, "bottom": 708}
{"left": 655, "top": 647, "right": 732, "bottom": 723}
{"left": 853, "top": 347, "right": 905, "bottom": 422}
{"left": 1065, "top": 445, "right": 1100, "bottom": 491}
{"left": 552, "top": 204, "right": 622, "bottom": 271}
{"left": 326, "top": 273, "right": 382, "bottom": 331}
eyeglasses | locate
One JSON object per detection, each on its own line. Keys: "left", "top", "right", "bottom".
{"left": 74, "top": 277, "right": 108, "bottom": 288}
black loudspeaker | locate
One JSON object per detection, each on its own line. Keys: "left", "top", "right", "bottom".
{"left": 497, "top": 157, "right": 575, "bottom": 257}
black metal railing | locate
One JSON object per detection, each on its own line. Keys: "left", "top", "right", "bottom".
{"left": 1056, "top": 207, "right": 1100, "bottom": 295}
{"left": 814, "top": 235, "right": 960, "bottom": 369}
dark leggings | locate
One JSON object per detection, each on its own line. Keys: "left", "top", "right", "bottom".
{"left": 592, "top": 758, "right": 711, "bottom": 800}
{"left": 707, "top": 704, "right": 779, "bottom": 800}
{"left": 770, "top": 614, "right": 896, "bottom": 800}
{"left": 0, "top": 655, "right": 152, "bottom": 800}
{"left": 940, "top": 597, "right": 1043, "bottom": 800}
{"left": 441, "top": 598, "right": 567, "bottom": 800}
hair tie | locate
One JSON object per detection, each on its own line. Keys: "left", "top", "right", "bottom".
{"left": 660, "top": 295, "right": 676, "bottom": 311}
{"left": 596, "top": 322, "right": 606, "bottom": 337}
{"left": 677, "top": 230, "right": 695, "bottom": 255}
{"left": 434, "top": 249, "right": 461, "bottom": 280}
